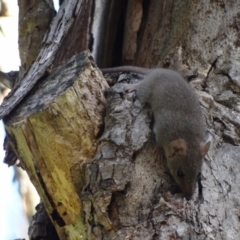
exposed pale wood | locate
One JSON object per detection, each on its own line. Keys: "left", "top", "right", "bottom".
{"left": 4, "top": 51, "right": 109, "bottom": 239}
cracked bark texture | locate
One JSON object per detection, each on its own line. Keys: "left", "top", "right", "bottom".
{"left": 4, "top": 51, "right": 108, "bottom": 239}
{"left": 88, "top": 0, "right": 240, "bottom": 239}
{"left": 2, "top": 0, "right": 240, "bottom": 239}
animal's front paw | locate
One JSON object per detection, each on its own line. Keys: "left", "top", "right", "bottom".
{"left": 124, "top": 83, "right": 137, "bottom": 93}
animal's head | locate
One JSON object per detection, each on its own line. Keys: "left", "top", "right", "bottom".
{"left": 165, "top": 138, "right": 210, "bottom": 200}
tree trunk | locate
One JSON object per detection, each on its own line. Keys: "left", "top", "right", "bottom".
{"left": 4, "top": 51, "right": 108, "bottom": 239}
{"left": 2, "top": 0, "right": 240, "bottom": 239}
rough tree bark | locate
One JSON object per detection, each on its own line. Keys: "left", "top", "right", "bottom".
{"left": 2, "top": 0, "right": 240, "bottom": 239}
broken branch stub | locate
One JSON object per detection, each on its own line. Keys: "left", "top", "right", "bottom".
{"left": 4, "top": 51, "right": 108, "bottom": 237}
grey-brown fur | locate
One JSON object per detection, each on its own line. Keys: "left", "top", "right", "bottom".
{"left": 102, "top": 66, "right": 210, "bottom": 200}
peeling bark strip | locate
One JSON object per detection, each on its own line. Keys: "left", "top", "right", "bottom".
{"left": 4, "top": 51, "right": 108, "bottom": 239}
{"left": 0, "top": 1, "right": 82, "bottom": 119}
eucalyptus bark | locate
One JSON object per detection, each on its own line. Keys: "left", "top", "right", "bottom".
{"left": 2, "top": 0, "right": 240, "bottom": 240}
{"left": 89, "top": 1, "right": 240, "bottom": 239}
{"left": 18, "top": 0, "right": 55, "bottom": 78}
{"left": 5, "top": 51, "right": 108, "bottom": 239}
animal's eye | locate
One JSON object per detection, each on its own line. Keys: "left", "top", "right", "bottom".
{"left": 177, "top": 169, "right": 184, "bottom": 177}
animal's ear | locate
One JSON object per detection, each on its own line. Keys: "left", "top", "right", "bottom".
{"left": 200, "top": 141, "right": 211, "bottom": 157}
{"left": 167, "top": 138, "right": 187, "bottom": 158}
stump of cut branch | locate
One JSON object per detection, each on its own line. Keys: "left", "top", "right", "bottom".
{"left": 4, "top": 51, "right": 108, "bottom": 239}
